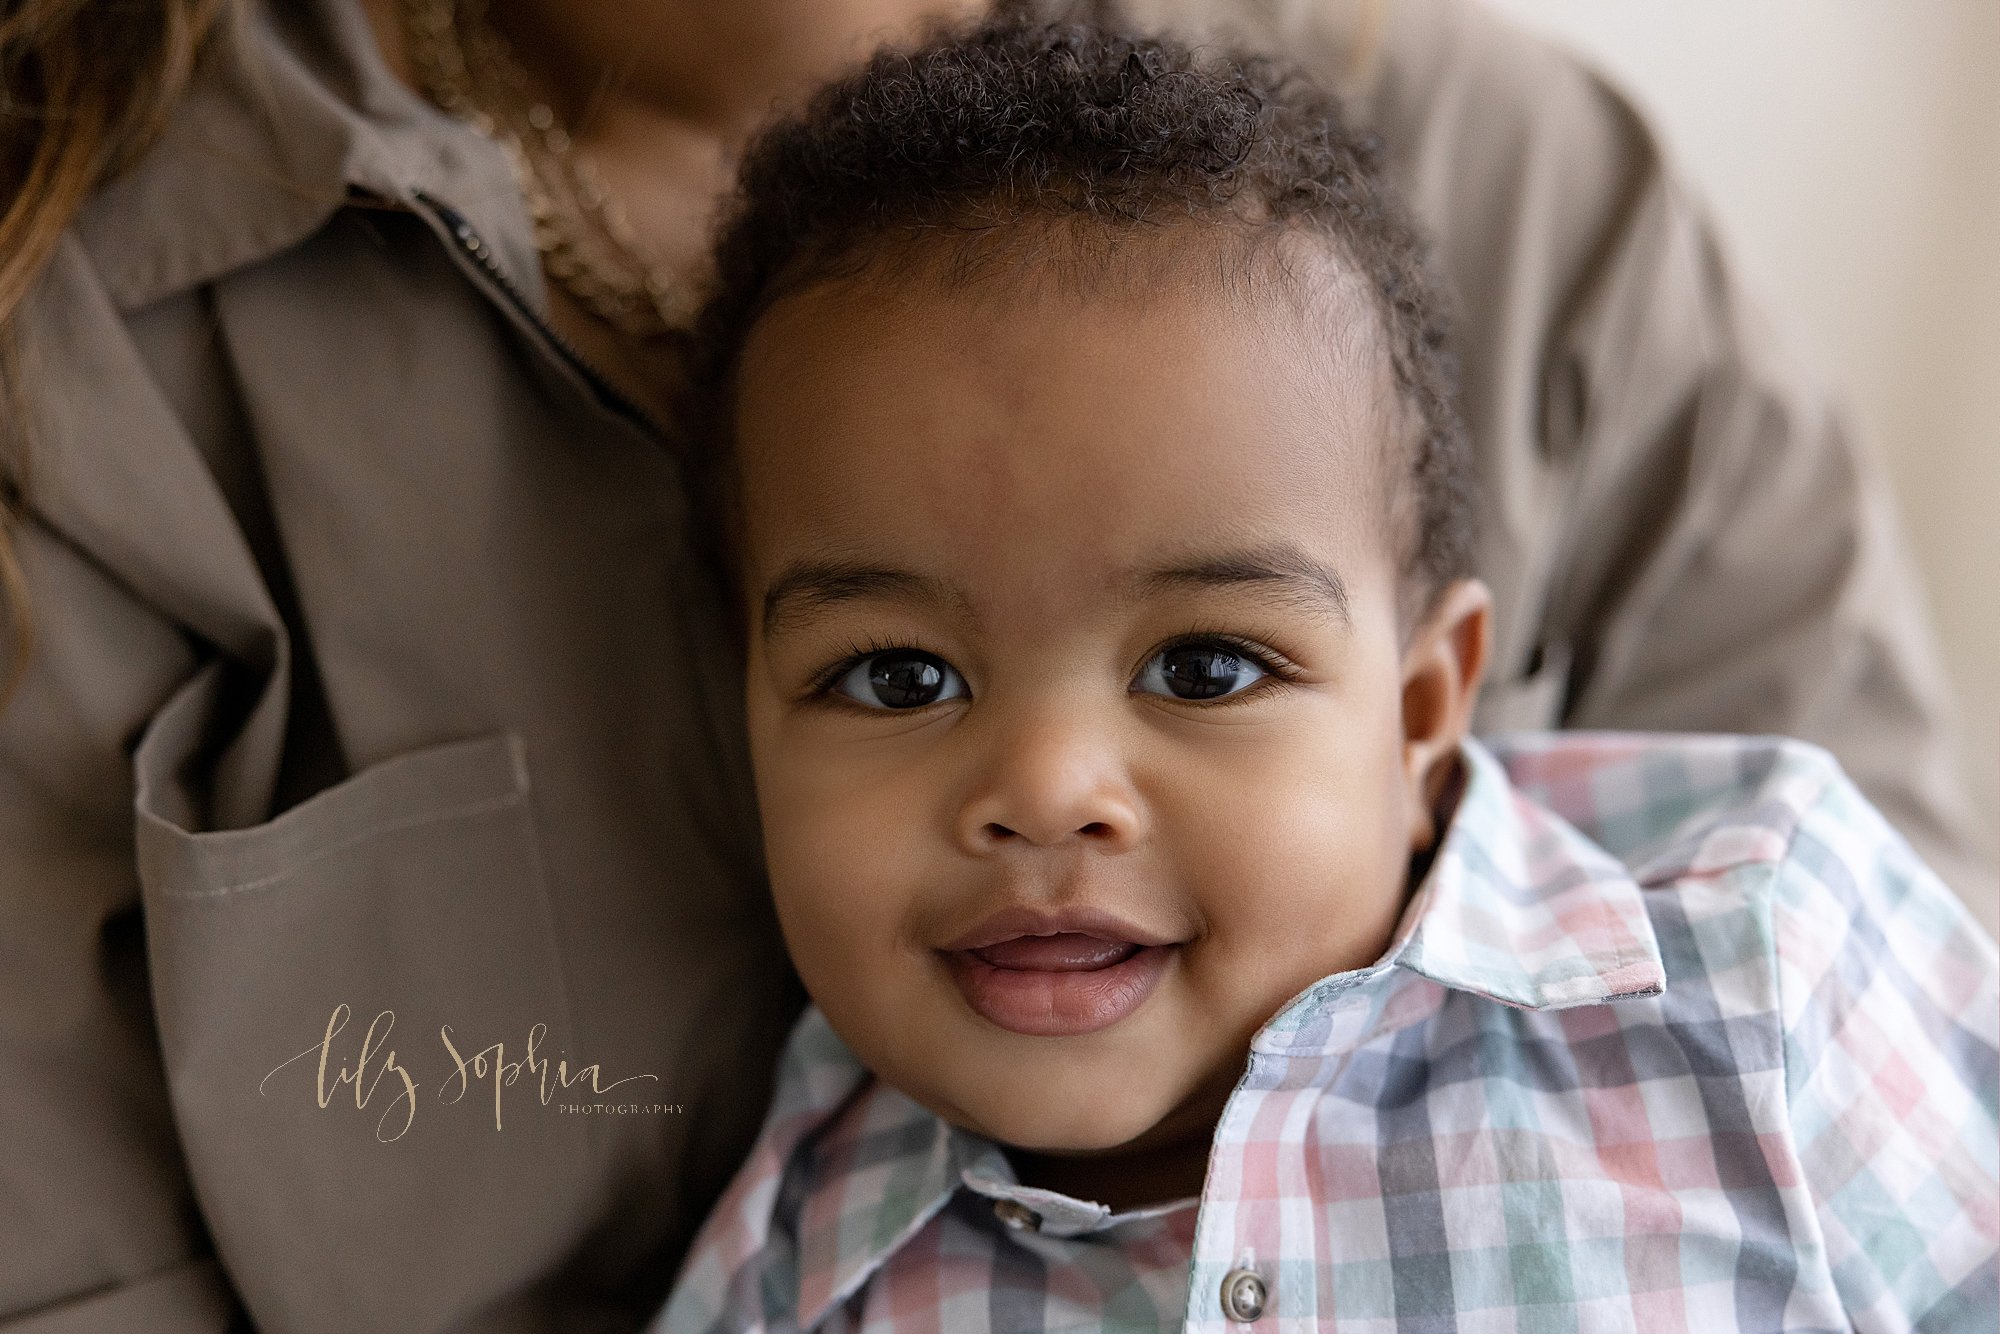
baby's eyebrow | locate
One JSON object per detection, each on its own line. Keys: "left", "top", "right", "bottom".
{"left": 1131, "top": 544, "right": 1352, "bottom": 626}
{"left": 761, "top": 560, "right": 968, "bottom": 637}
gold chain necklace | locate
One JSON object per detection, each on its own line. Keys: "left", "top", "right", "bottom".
{"left": 399, "top": 0, "right": 692, "bottom": 338}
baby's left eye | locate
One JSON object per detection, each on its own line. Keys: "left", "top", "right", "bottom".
{"left": 1133, "top": 642, "right": 1271, "bottom": 702}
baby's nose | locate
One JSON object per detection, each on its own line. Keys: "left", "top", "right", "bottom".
{"left": 953, "top": 713, "right": 1146, "bottom": 854}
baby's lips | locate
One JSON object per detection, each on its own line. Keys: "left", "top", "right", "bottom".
{"left": 942, "top": 931, "right": 1176, "bottom": 1037}
{"left": 969, "top": 933, "right": 1140, "bottom": 971}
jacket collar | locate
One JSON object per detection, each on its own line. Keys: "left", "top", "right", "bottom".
{"left": 72, "top": 0, "right": 1380, "bottom": 317}
{"left": 73, "top": 0, "right": 542, "bottom": 311}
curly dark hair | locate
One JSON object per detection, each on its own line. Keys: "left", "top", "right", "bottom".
{"left": 681, "top": 12, "right": 1474, "bottom": 624}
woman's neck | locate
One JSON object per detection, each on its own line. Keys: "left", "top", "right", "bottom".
{"left": 355, "top": 0, "right": 986, "bottom": 415}
{"left": 361, "top": 0, "right": 987, "bottom": 135}
{"left": 495, "top": 0, "right": 986, "bottom": 134}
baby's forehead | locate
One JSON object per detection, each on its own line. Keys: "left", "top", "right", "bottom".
{"left": 748, "top": 221, "right": 1404, "bottom": 425}
{"left": 734, "top": 235, "right": 1410, "bottom": 588}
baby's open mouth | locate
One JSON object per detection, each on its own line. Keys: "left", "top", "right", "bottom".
{"left": 966, "top": 932, "right": 1142, "bottom": 971}
{"left": 941, "top": 913, "right": 1176, "bottom": 1037}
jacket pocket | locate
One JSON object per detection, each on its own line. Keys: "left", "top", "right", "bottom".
{"left": 133, "top": 664, "right": 599, "bottom": 1334}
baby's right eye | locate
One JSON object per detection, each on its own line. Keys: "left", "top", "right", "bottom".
{"left": 830, "top": 651, "right": 969, "bottom": 710}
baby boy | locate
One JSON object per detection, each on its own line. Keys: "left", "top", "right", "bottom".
{"left": 657, "top": 17, "right": 1999, "bottom": 1332}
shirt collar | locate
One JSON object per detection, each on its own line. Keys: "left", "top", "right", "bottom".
{"left": 73, "top": 0, "right": 542, "bottom": 310}
{"left": 1255, "top": 737, "right": 1667, "bottom": 1060}
{"left": 779, "top": 1039, "right": 990, "bottom": 1329}
{"left": 787, "top": 1061, "right": 1193, "bottom": 1331}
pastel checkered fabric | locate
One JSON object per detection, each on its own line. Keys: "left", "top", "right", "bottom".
{"left": 656, "top": 735, "right": 2000, "bottom": 1333}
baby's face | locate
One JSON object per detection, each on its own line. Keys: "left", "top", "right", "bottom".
{"left": 734, "top": 261, "right": 1483, "bottom": 1186}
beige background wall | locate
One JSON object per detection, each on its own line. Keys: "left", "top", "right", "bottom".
{"left": 1480, "top": 0, "right": 2000, "bottom": 930}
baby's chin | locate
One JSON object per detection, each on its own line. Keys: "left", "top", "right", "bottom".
{"left": 910, "top": 1054, "right": 1232, "bottom": 1208}
{"left": 943, "top": 1086, "right": 1170, "bottom": 1154}
{"left": 910, "top": 1040, "right": 1233, "bottom": 1160}
{"left": 823, "top": 975, "right": 1243, "bottom": 1172}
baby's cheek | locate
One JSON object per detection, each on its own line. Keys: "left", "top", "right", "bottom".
{"left": 765, "top": 800, "right": 948, "bottom": 1018}
{"left": 766, "top": 823, "right": 890, "bottom": 965}
{"left": 1180, "top": 791, "right": 1407, "bottom": 1015}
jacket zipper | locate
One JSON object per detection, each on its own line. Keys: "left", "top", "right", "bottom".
{"left": 410, "top": 190, "right": 670, "bottom": 446}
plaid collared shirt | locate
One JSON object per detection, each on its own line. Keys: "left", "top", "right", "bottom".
{"left": 656, "top": 735, "right": 2000, "bottom": 1333}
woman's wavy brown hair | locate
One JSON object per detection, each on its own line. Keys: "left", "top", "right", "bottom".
{"left": 0, "top": 0, "right": 237, "bottom": 700}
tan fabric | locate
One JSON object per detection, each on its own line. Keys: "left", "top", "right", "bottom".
{"left": 0, "top": 0, "right": 1987, "bottom": 1330}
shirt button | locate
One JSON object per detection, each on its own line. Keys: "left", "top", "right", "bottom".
{"left": 992, "top": 1199, "right": 1041, "bottom": 1232}
{"left": 1219, "top": 1268, "right": 1267, "bottom": 1323}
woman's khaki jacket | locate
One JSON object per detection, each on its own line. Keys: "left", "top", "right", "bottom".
{"left": 1, "top": 0, "right": 1985, "bottom": 1330}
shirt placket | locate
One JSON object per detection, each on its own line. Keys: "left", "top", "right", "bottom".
{"left": 1183, "top": 983, "right": 1397, "bottom": 1332}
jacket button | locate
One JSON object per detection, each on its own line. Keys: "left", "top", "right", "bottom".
{"left": 991, "top": 1199, "right": 1041, "bottom": 1232}
{"left": 1219, "top": 1268, "right": 1267, "bottom": 1322}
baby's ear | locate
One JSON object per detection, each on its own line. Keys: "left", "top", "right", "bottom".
{"left": 1398, "top": 578, "right": 1493, "bottom": 854}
